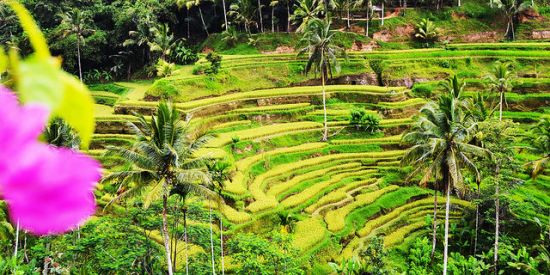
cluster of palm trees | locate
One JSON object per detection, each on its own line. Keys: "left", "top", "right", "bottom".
{"left": 400, "top": 60, "right": 549, "bottom": 273}
{"left": 102, "top": 102, "right": 228, "bottom": 275}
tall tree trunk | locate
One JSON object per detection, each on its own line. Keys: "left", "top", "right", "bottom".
{"left": 272, "top": 6, "right": 276, "bottom": 33}
{"left": 258, "top": 0, "right": 264, "bottom": 32}
{"left": 199, "top": 7, "right": 209, "bottom": 36}
{"left": 77, "top": 37, "right": 83, "bottom": 82}
{"left": 220, "top": 210, "right": 225, "bottom": 275}
{"left": 443, "top": 177, "right": 451, "bottom": 275}
{"left": 365, "top": 6, "right": 370, "bottom": 37}
{"left": 321, "top": 73, "right": 328, "bottom": 141}
{"left": 13, "top": 220, "right": 19, "bottom": 258}
{"left": 431, "top": 183, "right": 438, "bottom": 259}
{"left": 222, "top": 0, "right": 229, "bottom": 31}
{"left": 187, "top": 9, "right": 191, "bottom": 39}
{"left": 494, "top": 175, "right": 500, "bottom": 273}
{"left": 474, "top": 185, "right": 480, "bottom": 255}
{"left": 458, "top": 0, "right": 461, "bottom": 7}
{"left": 209, "top": 202, "right": 216, "bottom": 274}
{"left": 499, "top": 90, "right": 504, "bottom": 122}
{"left": 346, "top": 0, "right": 350, "bottom": 30}
{"left": 381, "top": 2, "right": 384, "bottom": 26}
{"left": 184, "top": 209, "right": 189, "bottom": 275}
{"left": 162, "top": 193, "right": 174, "bottom": 275}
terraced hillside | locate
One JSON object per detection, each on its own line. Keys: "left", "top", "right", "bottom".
{"left": 91, "top": 42, "right": 550, "bottom": 273}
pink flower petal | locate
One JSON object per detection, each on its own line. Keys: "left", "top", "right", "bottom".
{"left": 0, "top": 86, "right": 101, "bottom": 235}
{"left": 2, "top": 145, "right": 101, "bottom": 235}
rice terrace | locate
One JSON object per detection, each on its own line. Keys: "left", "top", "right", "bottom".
{"left": 0, "top": 0, "right": 549, "bottom": 274}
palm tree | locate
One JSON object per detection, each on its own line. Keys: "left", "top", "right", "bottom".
{"left": 179, "top": 0, "right": 210, "bottom": 36}
{"left": 206, "top": 161, "right": 231, "bottom": 275}
{"left": 299, "top": 19, "right": 345, "bottom": 141}
{"left": 291, "top": 0, "right": 323, "bottom": 32}
{"left": 257, "top": 0, "right": 265, "bottom": 32}
{"left": 229, "top": 0, "right": 258, "bottom": 34}
{"left": 355, "top": 0, "right": 373, "bottom": 37}
{"left": 44, "top": 118, "right": 80, "bottom": 150}
{"left": 524, "top": 118, "right": 550, "bottom": 179}
{"left": 485, "top": 61, "right": 515, "bottom": 121}
{"left": 489, "top": 0, "right": 531, "bottom": 40}
{"left": 402, "top": 89, "right": 490, "bottom": 274}
{"left": 103, "top": 102, "right": 214, "bottom": 275}
{"left": 415, "top": 18, "right": 439, "bottom": 48}
{"left": 59, "top": 9, "right": 94, "bottom": 82}
{"left": 485, "top": 61, "right": 515, "bottom": 268}
{"left": 378, "top": 0, "right": 387, "bottom": 26}
{"left": 148, "top": 24, "right": 177, "bottom": 61}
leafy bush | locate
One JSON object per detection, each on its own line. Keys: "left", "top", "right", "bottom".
{"left": 206, "top": 52, "right": 222, "bottom": 75}
{"left": 172, "top": 43, "right": 199, "bottom": 65}
{"left": 362, "top": 114, "right": 380, "bottom": 133}
{"left": 192, "top": 63, "right": 209, "bottom": 75}
{"left": 155, "top": 59, "right": 175, "bottom": 77}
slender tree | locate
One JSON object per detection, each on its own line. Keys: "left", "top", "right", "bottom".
{"left": 402, "top": 88, "right": 490, "bottom": 274}
{"left": 490, "top": 0, "right": 531, "bottom": 40}
{"left": 103, "top": 102, "right": 214, "bottom": 275}
{"left": 291, "top": 0, "right": 323, "bottom": 32}
{"left": 148, "top": 23, "right": 178, "bottom": 61}
{"left": 524, "top": 118, "right": 550, "bottom": 179}
{"left": 355, "top": 0, "right": 373, "bottom": 37}
{"left": 299, "top": 18, "right": 345, "bottom": 141}
{"left": 206, "top": 161, "right": 231, "bottom": 275}
{"left": 58, "top": 9, "right": 94, "bottom": 82}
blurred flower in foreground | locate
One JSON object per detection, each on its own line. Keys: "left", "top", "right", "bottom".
{"left": 0, "top": 86, "right": 100, "bottom": 235}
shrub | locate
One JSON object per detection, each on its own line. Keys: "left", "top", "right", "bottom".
{"left": 350, "top": 108, "right": 367, "bottom": 129}
{"left": 155, "top": 59, "right": 175, "bottom": 77}
{"left": 415, "top": 19, "right": 439, "bottom": 48}
{"left": 206, "top": 52, "right": 222, "bottom": 75}
{"left": 361, "top": 114, "right": 380, "bottom": 133}
{"left": 192, "top": 63, "right": 209, "bottom": 75}
{"left": 172, "top": 43, "right": 199, "bottom": 65}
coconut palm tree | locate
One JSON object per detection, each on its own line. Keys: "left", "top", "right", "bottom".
{"left": 415, "top": 18, "right": 439, "bottom": 48}
{"left": 44, "top": 118, "right": 80, "bottom": 150}
{"left": 489, "top": 0, "right": 531, "bottom": 40}
{"left": 524, "top": 118, "right": 550, "bottom": 179}
{"left": 58, "top": 9, "right": 94, "bottom": 82}
{"left": 291, "top": 0, "right": 323, "bottom": 32}
{"left": 103, "top": 102, "right": 214, "bottom": 275}
{"left": 229, "top": 0, "right": 259, "bottom": 34}
{"left": 206, "top": 161, "right": 231, "bottom": 275}
{"left": 485, "top": 61, "right": 515, "bottom": 268}
{"left": 402, "top": 89, "right": 490, "bottom": 274}
{"left": 355, "top": 0, "right": 373, "bottom": 37}
{"left": 178, "top": 0, "right": 211, "bottom": 36}
{"left": 299, "top": 18, "right": 345, "bottom": 141}
{"left": 485, "top": 61, "right": 515, "bottom": 121}
{"left": 148, "top": 23, "right": 178, "bottom": 61}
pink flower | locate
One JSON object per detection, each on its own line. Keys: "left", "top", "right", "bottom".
{"left": 0, "top": 86, "right": 100, "bottom": 235}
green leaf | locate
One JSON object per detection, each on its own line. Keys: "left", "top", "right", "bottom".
{"left": 57, "top": 72, "right": 96, "bottom": 148}
{"left": 0, "top": 48, "right": 6, "bottom": 74}
{"left": 16, "top": 56, "right": 64, "bottom": 108}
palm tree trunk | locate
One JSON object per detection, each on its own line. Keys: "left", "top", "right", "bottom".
{"left": 209, "top": 202, "right": 216, "bottom": 274}
{"left": 77, "top": 37, "right": 83, "bottom": 82}
{"left": 443, "top": 176, "right": 451, "bottom": 275}
{"left": 458, "top": 0, "right": 461, "bottom": 7}
{"left": 494, "top": 168, "right": 500, "bottom": 274}
{"left": 187, "top": 9, "right": 191, "bottom": 39}
{"left": 474, "top": 186, "right": 480, "bottom": 255}
{"left": 272, "top": 6, "right": 275, "bottom": 33}
{"left": 258, "top": 0, "right": 264, "bottom": 32}
{"left": 162, "top": 194, "right": 174, "bottom": 275}
{"left": 219, "top": 212, "right": 225, "bottom": 275}
{"left": 431, "top": 184, "right": 438, "bottom": 258}
{"left": 365, "top": 4, "right": 370, "bottom": 37}
{"left": 199, "top": 7, "right": 209, "bottom": 36}
{"left": 222, "top": 0, "right": 229, "bottom": 31}
{"left": 346, "top": 0, "right": 350, "bottom": 30}
{"left": 13, "top": 220, "right": 19, "bottom": 258}
{"left": 184, "top": 209, "right": 189, "bottom": 275}
{"left": 381, "top": 2, "right": 384, "bottom": 26}
{"left": 321, "top": 73, "right": 328, "bottom": 141}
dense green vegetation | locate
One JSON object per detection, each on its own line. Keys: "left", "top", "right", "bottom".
{"left": 1, "top": 0, "right": 550, "bottom": 274}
